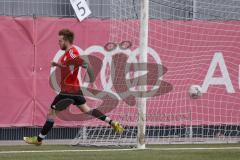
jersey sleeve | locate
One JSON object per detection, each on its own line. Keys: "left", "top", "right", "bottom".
{"left": 66, "top": 48, "right": 84, "bottom": 66}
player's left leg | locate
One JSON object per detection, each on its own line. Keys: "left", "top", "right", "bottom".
{"left": 77, "top": 103, "right": 124, "bottom": 134}
{"left": 24, "top": 93, "right": 67, "bottom": 145}
{"left": 23, "top": 108, "right": 58, "bottom": 145}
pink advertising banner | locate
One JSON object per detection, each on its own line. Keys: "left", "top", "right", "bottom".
{"left": 0, "top": 16, "right": 240, "bottom": 127}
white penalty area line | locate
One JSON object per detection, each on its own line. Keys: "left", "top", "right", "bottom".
{"left": 1, "top": 147, "right": 240, "bottom": 154}
{"left": 0, "top": 148, "right": 136, "bottom": 154}
{"left": 149, "top": 147, "right": 240, "bottom": 151}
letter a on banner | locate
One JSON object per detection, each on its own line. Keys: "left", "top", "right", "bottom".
{"left": 70, "top": 0, "right": 91, "bottom": 22}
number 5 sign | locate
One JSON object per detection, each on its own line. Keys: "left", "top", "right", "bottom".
{"left": 70, "top": 0, "right": 91, "bottom": 22}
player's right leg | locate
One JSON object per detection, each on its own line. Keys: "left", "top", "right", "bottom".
{"left": 71, "top": 90, "right": 124, "bottom": 134}
{"left": 77, "top": 103, "right": 124, "bottom": 134}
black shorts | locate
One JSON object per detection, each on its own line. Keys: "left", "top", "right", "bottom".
{"left": 50, "top": 90, "right": 86, "bottom": 110}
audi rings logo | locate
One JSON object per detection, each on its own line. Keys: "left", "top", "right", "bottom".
{"left": 49, "top": 42, "right": 173, "bottom": 121}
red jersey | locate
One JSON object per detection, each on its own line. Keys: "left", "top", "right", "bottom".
{"left": 60, "top": 46, "right": 83, "bottom": 94}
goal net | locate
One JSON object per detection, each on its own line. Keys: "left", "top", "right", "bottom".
{"left": 73, "top": 0, "right": 240, "bottom": 147}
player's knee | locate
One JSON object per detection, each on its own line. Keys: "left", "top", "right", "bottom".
{"left": 78, "top": 105, "right": 91, "bottom": 113}
{"left": 45, "top": 110, "right": 55, "bottom": 122}
{"left": 46, "top": 117, "right": 55, "bottom": 123}
{"left": 46, "top": 109, "right": 57, "bottom": 121}
{"left": 46, "top": 115, "right": 56, "bottom": 122}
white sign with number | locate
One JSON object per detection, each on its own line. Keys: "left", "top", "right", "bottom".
{"left": 70, "top": 0, "right": 91, "bottom": 21}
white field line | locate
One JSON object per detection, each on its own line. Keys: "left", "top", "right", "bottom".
{"left": 1, "top": 147, "right": 240, "bottom": 154}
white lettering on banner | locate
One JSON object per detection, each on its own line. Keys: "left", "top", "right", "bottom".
{"left": 70, "top": 0, "right": 91, "bottom": 22}
{"left": 202, "top": 52, "right": 235, "bottom": 93}
{"left": 50, "top": 45, "right": 163, "bottom": 99}
{"left": 51, "top": 48, "right": 237, "bottom": 96}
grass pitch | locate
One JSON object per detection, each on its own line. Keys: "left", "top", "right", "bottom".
{"left": 0, "top": 144, "right": 240, "bottom": 160}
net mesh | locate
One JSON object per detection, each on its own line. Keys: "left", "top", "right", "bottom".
{"left": 73, "top": 0, "right": 240, "bottom": 146}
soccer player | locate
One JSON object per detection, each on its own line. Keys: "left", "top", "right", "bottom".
{"left": 23, "top": 29, "right": 124, "bottom": 145}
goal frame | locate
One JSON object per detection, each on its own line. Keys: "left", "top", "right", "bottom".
{"left": 137, "top": 0, "right": 149, "bottom": 149}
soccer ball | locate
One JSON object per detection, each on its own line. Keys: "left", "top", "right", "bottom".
{"left": 189, "top": 85, "right": 202, "bottom": 99}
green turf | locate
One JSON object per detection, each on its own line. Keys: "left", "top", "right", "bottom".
{"left": 0, "top": 144, "right": 240, "bottom": 160}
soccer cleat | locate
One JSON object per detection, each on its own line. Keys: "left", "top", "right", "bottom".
{"left": 111, "top": 121, "right": 124, "bottom": 134}
{"left": 23, "top": 136, "right": 42, "bottom": 146}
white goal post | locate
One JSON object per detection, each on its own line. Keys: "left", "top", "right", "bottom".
{"left": 137, "top": 0, "right": 149, "bottom": 149}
